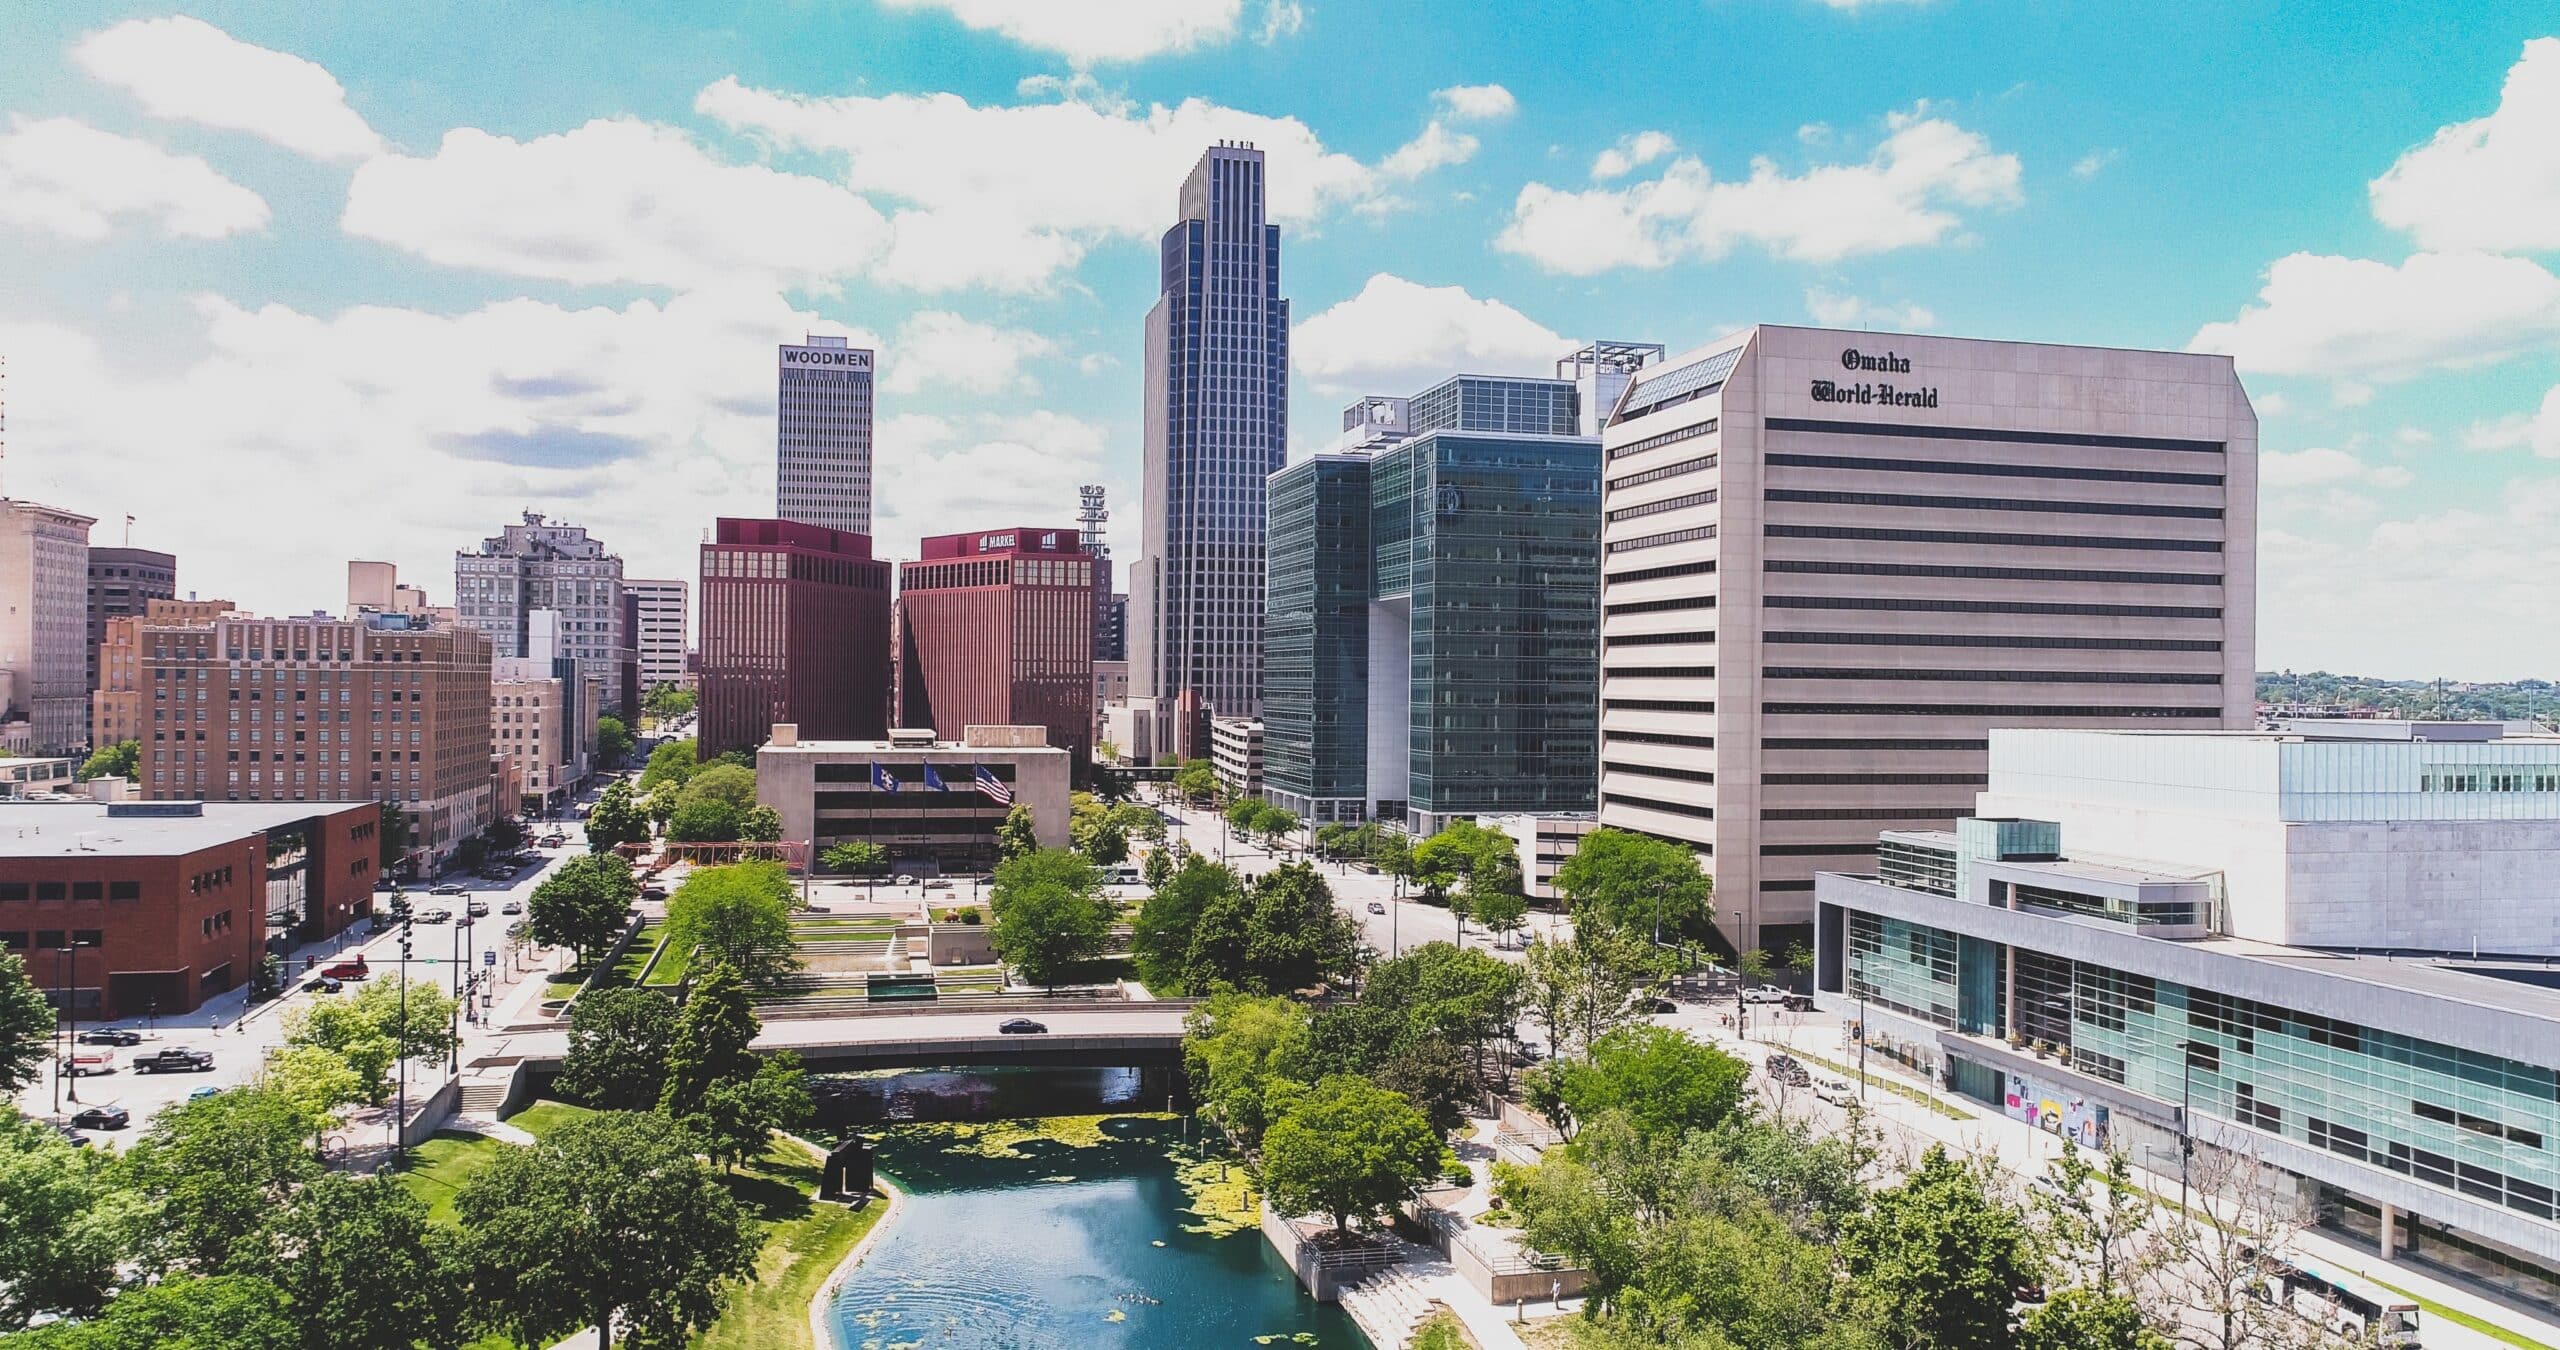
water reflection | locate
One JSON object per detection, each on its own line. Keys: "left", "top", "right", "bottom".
{"left": 821, "top": 1069, "right": 1358, "bottom": 1350}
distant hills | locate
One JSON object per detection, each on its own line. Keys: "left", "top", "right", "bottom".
{"left": 2257, "top": 672, "right": 2559, "bottom": 725}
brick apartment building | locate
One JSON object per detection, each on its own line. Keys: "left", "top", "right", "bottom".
{"left": 698, "top": 518, "right": 891, "bottom": 757}
{"left": 896, "top": 527, "right": 1096, "bottom": 769}
{"left": 0, "top": 799, "right": 378, "bottom": 1018}
{"left": 96, "top": 607, "right": 496, "bottom": 872}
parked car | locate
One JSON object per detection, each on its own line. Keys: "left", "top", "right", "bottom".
{"left": 1637, "top": 996, "right": 1678, "bottom": 1014}
{"left": 924, "top": 878, "right": 954, "bottom": 890}
{"left": 894, "top": 874, "right": 918, "bottom": 886}
{"left": 188, "top": 1086, "right": 223, "bottom": 1101}
{"left": 75, "top": 1028, "right": 142, "bottom": 1046}
{"left": 1813, "top": 1076, "right": 1857, "bottom": 1107}
{"left": 70, "top": 1105, "right": 129, "bottom": 1131}
{"left": 315, "top": 976, "right": 344, "bottom": 994}
{"left": 500, "top": 900, "right": 522, "bottom": 915}
{"left": 1762, "top": 1052, "right": 1812, "bottom": 1088}
{"left": 51, "top": 1124, "right": 89, "bottom": 1147}
{"left": 1742, "top": 985, "right": 1793, "bottom": 1005}
{"left": 430, "top": 883, "right": 468, "bottom": 896}
{"left": 1366, "top": 901, "right": 1387, "bottom": 915}
{"left": 133, "top": 1047, "right": 215, "bottom": 1074}
{"left": 416, "top": 908, "right": 453, "bottom": 924}
{"left": 58, "top": 1051, "right": 116, "bottom": 1076}
{"left": 998, "top": 1018, "right": 1048, "bottom": 1035}
{"left": 466, "top": 900, "right": 490, "bottom": 918}
{"left": 319, "top": 958, "right": 370, "bottom": 980}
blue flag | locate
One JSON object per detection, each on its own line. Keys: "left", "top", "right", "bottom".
{"left": 922, "top": 762, "right": 950, "bottom": 791}
{"left": 870, "top": 761, "right": 900, "bottom": 793}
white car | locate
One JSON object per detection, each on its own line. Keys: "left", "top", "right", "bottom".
{"left": 1813, "top": 1076, "right": 1857, "bottom": 1107}
{"left": 1742, "top": 985, "right": 1792, "bottom": 1005}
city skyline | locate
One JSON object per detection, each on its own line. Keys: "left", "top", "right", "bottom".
{"left": 0, "top": 4, "right": 2555, "bottom": 678}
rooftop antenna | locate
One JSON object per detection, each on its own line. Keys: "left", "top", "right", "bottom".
{"left": 1077, "top": 485, "right": 1110, "bottom": 557}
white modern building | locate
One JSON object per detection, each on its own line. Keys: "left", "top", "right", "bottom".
{"left": 0, "top": 498, "right": 95, "bottom": 754}
{"left": 626, "top": 578, "right": 690, "bottom": 692}
{"left": 757, "top": 723, "right": 1070, "bottom": 873}
{"left": 1211, "top": 715, "right": 1264, "bottom": 799}
{"left": 1814, "top": 722, "right": 2560, "bottom": 1308}
{"left": 454, "top": 513, "right": 634, "bottom": 715}
{"left": 1597, "top": 325, "right": 2258, "bottom": 958}
{"left": 777, "top": 334, "right": 875, "bottom": 536}
{"left": 1480, "top": 813, "right": 1598, "bottom": 902}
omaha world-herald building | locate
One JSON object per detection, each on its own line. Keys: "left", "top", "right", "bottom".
{"left": 1596, "top": 327, "right": 2257, "bottom": 957}
{"left": 1814, "top": 723, "right": 2560, "bottom": 1307}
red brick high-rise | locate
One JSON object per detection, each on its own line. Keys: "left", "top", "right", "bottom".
{"left": 896, "top": 527, "right": 1095, "bottom": 768}
{"left": 698, "top": 519, "right": 891, "bottom": 757}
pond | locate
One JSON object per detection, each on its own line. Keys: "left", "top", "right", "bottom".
{"left": 820, "top": 1067, "right": 1364, "bottom": 1350}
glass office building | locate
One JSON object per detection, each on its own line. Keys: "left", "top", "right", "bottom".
{"left": 1264, "top": 372, "right": 1604, "bottom": 832}
{"left": 1817, "top": 818, "right": 2560, "bottom": 1308}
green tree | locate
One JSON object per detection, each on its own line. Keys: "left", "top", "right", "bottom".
{"left": 659, "top": 962, "right": 761, "bottom": 1121}
{"left": 594, "top": 715, "right": 636, "bottom": 767}
{"left": 1837, "top": 1146, "right": 2044, "bottom": 1350}
{"left": 557, "top": 987, "right": 678, "bottom": 1110}
{"left": 1368, "top": 830, "right": 1413, "bottom": 892}
{"left": 454, "top": 1111, "right": 758, "bottom": 1350}
{"left": 1129, "top": 855, "right": 1240, "bottom": 993}
{"left": 2031, "top": 1142, "right": 2160, "bottom": 1294}
{"left": 1557, "top": 1025, "right": 1748, "bottom": 1141}
{"left": 988, "top": 849, "right": 1114, "bottom": 989}
{"left": 583, "top": 780, "right": 651, "bottom": 852}
{"left": 0, "top": 1112, "right": 141, "bottom": 1329}
{"left": 73, "top": 739, "right": 138, "bottom": 782}
{"left": 0, "top": 952, "right": 55, "bottom": 1095}
{"left": 1223, "top": 797, "right": 1265, "bottom": 834}
{"left": 1261, "top": 1075, "right": 1448, "bottom": 1235}
{"left": 1070, "top": 792, "right": 1131, "bottom": 866}
{"left": 682, "top": 1052, "right": 814, "bottom": 1171}
{"left": 737, "top": 804, "right": 783, "bottom": 843}
{"left": 256, "top": 1044, "right": 369, "bottom": 1141}
{"left": 664, "top": 796, "right": 742, "bottom": 844}
{"left": 2018, "top": 1287, "right": 2172, "bottom": 1350}
{"left": 527, "top": 853, "right": 639, "bottom": 962}
{"left": 377, "top": 801, "right": 413, "bottom": 874}
{"left": 678, "top": 763, "right": 756, "bottom": 812}
{"left": 994, "top": 803, "right": 1040, "bottom": 864}
{"left": 120, "top": 1089, "right": 322, "bottom": 1274}
{"left": 1252, "top": 804, "right": 1301, "bottom": 847}
{"left": 1111, "top": 801, "right": 1165, "bottom": 844}
{"left": 641, "top": 685, "right": 695, "bottom": 724}
{"left": 637, "top": 739, "right": 698, "bottom": 795}
{"left": 1313, "top": 942, "right": 1522, "bottom": 1126}
{"left": 1738, "top": 947, "right": 1774, "bottom": 984}
{"left": 244, "top": 1172, "right": 461, "bottom": 1350}
{"left": 1552, "top": 828, "right": 1713, "bottom": 943}
{"left": 1180, "top": 993, "right": 1315, "bottom": 1147}
{"left": 1521, "top": 927, "right": 1670, "bottom": 1062}
{"left": 1469, "top": 890, "right": 1529, "bottom": 950}
{"left": 4, "top": 1275, "right": 298, "bottom": 1350}
{"left": 1139, "top": 844, "right": 1175, "bottom": 891}
{"left": 663, "top": 862, "right": 800, "bottom": 989}
{"left": 1173, "top": 759, "right": 1219, "bottom": 806}
{"left": 1183, "top": 862, "right": 1362, "bottom": 997}
{"left": 820, "top": 840, "right": 887, "bottom": 876}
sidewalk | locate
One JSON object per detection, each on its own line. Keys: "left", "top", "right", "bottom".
{"left": 1716, "top": 1016, "right": 2560, "bottom": 1350}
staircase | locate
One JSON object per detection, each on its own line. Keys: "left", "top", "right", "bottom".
{"left": 458, "top": 1073, "right": 512, "bottom": 1117}
{"left": 1338, "top": 1266, "right": 1438, "bottom": 1349}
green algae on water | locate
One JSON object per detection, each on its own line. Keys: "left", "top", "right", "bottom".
{"left": 872, "top": 1112, "right": 1177, "bottom": 1160}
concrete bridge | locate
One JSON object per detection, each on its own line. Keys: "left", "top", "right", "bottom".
{"left": 474, "top": 1002, "right": 1194, "bottom": 1075}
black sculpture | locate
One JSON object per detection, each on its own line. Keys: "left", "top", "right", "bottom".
{"left": 820, "top": 1134, "right": 876, "bottom": 1205}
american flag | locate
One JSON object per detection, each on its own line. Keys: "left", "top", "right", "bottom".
{"left": 973, "top": 764, "right": 1013, "bottom": 804}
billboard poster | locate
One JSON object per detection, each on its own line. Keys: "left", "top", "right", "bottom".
{"left": 2004, "top": 1071, "right": 2108, "bottom": 1149}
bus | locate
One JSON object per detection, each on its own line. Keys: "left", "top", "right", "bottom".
{"left": 2245, "top": 1247, "right": 2422, "bottom": 1347}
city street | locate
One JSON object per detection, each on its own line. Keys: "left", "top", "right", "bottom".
{"left": 14, "top": 814, "right": 594, "bottom": 1146}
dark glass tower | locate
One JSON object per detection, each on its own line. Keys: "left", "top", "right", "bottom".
{"left": 1132, "top": 142, "right": 1289, "bottom": 725}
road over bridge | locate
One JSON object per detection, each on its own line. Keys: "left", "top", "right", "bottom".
{"left": 474, "top": 1003, "right": 1194, "bottom": 1074}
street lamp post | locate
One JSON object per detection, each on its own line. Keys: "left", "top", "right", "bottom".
{"left": 2177, "top": 1040, "right": 2198, "bottom": 1218}
{"left": 53, "top": 942, "right": 77, "bottom": 1111}
{"left": 394, "top": 920, "right": 413, "bottom": 1160}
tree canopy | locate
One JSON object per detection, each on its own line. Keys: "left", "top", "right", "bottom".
{"left": 994, "top": 803, "right": 1039, "bottom": 864}
{"left": 1261, "top": 1075, "right": 1448, "bottom": 1234}
{"left": 119, "top": 1088, "right": 323, "bottom": 1274}
{"left": 1180, "top": 993, "right": 1315, "bottom": 1147}
{"left": 73, "top": 740, "right": 137, "bottom": 783}
{"left": 0, "top": 952, "right": 55, "bottom": 1095}
{"left": 594, "top": 716, "right": 635, "bottom": 768}
{"left": 660, "top": 962, "right": 763, "bottom": 1122}
{"left": 662, "top": 862, "right": 800, "bottom": 989}
{"left": 1552, "top": 828, "right": 1713, "bottom": 942}
{"left": 988, "top": 848, "right": 1113, "bottom": 989}
{"left": 637, "top": 739, "right": 699, "bottom": 795}
{"left": 557, "top": 987, "right": 678, "bottom": 1110}
{"left": 582, "top": 780, "right": 651, "bottom": 853}
{"left": 1133, "top": 858, "right": 1360, "bottom": 997}
{"left": 1556, "top": 1024, "right": 1748, "bottom": 1141}
{"left": 527, "top": 853, "right": 638, "bottom": 961}
{"left": 454, "top": 1110, "right": 759, "bottom": 1350}
{"left": 0, "top": 1111, "right": 141, "bottom": 1330}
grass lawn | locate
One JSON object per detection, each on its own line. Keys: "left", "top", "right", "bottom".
{"left": 1781, "top": 1046, "right": 1975, "bottom": 1121}
{"left": 692, "top": 1135, "right": 892, "bottom": 1350}
{"left": 506, "top": 1098, "right": 597, "bottom": 1140}
{"left": 601, "top": 923, "right": 662, "bottom": 988}
{"left": 394, "top": 1131, "right": 513, "bottom": 1226}
{"left": 2365, "top": 1275, "right": 2555, "bottom": 1350}
{"left": 1413, "top": 1308, "right": 1477, "bottom": 1350}
{"left": 644, "top": 936, "right": 693, "bottom": 986}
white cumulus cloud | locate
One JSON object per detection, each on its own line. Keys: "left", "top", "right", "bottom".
{"left": 1433, "top": 84, "right": 1517, "bottom": 121}
{"left": 2370, "top": 38, "right": 2560, "bottom": 254}
{"left": 2187, "top": 251, "right": 2560, "bottom": 378}
{"left": 1804, "top": 287, "right": 1936, "bottom": 330}
{"left": 1293, "top": 273, "right": 1571, "bottom": 398}
{"left": 2465, "top": 386, "right": 2560, "bottom": 458}
{"left": 875, "top": 0, "right": 1297, "bottom": 64}
{"left": 0, "top": 116, "right": 269, "bottom": 241}
{"left": 1591, "top": 130, "right": 1676, "bottom": 181}
{"left": 880, "top": 311, "right": 1058, "bottom": 395}
{"left": 342, "top": 119, "right": 893, "bottom": 292}
{"left": 2260, "top": 480, "right": 2560, "bottom": 678}
{"left": 1500, "top": 109, "right": 2021, "bottom": 274}
{"left": 2258, "top": 446, "right": 2413, "bottom": 490}
{"left": 73, "top": 15, "right": 381, "bottom": 161}
{"left": 1380, "top": 121, "right": 1478, "bottom": 180}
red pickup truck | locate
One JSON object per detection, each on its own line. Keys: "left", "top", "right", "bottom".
{"left": 318, "top": 957, "right": 370, "bottom": 981}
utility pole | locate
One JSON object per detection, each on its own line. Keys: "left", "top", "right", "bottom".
{"left": 2177, "top": 1040, "right": 2197, "bottom": 1218}
{"left": 394, "top": 920, "right": 413, "bottom": 1160}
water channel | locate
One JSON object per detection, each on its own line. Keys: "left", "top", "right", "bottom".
{"left": 816, "top": 1065, "right": 1365, "bottom": 1350}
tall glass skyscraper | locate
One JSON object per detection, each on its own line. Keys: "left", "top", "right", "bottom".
{"left": 1264, "top": 363, "right": 1620, "bottom": 832}
{"left": 776, "top": 334, "right": 875, "bottom": 535}
{"left": 1130, "top": 143, "right": 1289, "bottom": 730}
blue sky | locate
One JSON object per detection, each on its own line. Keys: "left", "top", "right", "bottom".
{"left": 1, "top": 1, "right": 2556, "bottom": 678}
